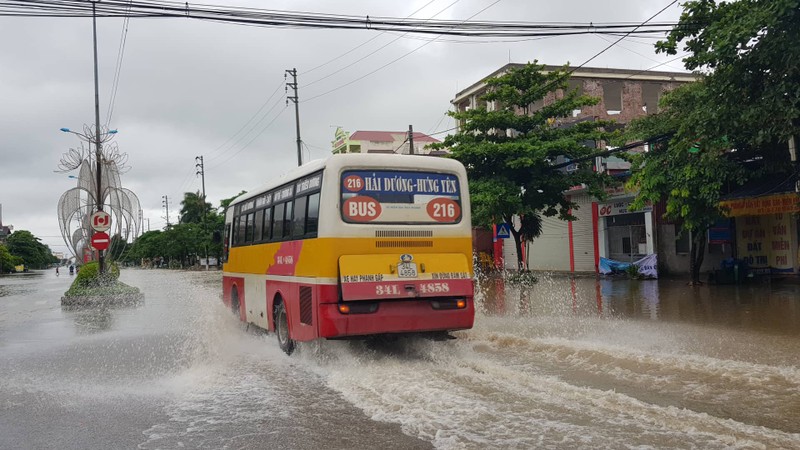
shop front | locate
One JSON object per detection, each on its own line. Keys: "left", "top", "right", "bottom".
{"left": 720, "top": 192, "right": 800, "bottom": 276}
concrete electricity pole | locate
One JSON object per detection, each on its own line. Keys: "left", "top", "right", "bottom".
{"left": 408, "top": 125, "right": 415, "bottom": 155}
{"left": 196, "top": 156, "right": 209, "bottom": 270}
{"left": 285, "top": 68, "right": 302, "bottom": 166}
{"left": 91, "top": 0, "right": 105, "bottom": 274}
{"left": 162, "top": 195, "right": 171, "bottom": 229}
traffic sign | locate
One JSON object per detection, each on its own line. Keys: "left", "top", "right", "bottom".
{"left": 91, "top": 231, "right": 110, "bottom": 251}
{"left": 496, "top": 223, "right": 511, "bottom": 239}
{"left": 91, "top": 211, "right": 111, "bottom": 232}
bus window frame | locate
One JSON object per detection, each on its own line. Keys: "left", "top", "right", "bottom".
{"left": 339, "top": 169, "right": 463, "bottom": 225}
{"left": 229, "top": 170, "right": 323, "bottom": 247}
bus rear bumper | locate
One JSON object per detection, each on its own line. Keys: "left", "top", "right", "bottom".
{"left": 318, "top": 299, "right": 475, "bottom": 339}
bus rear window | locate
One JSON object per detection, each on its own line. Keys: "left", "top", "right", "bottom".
{"left": 340, "top": 170, "right": 462, "bottom": 224}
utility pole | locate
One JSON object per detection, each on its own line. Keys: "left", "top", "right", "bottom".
{"left": 285, "top": 68, "right": 302, "bottom": 166}
{"left": 196, "top": 155, "right": 209, "bottom": 270}
{"left": 162, "top": 195, "right": 171, "bottom": 229}
{"left": 91, "top": 0, "right": 105, "bottom": 274}
{"left": 408, "top": 124, "right": 415, "bottom": 155}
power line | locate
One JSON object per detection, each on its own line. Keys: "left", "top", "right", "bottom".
{"left": 303, "top": 0, "right": 439, "bottom": 75}
{"left": 304, "top": 0, "right": 461, "bottom": 88}
{"left": 0, "top": 1, "right": 686, "bottom": 39}
{"left": 304, "top": 0, "right": 502, "bottom": 103}
{"left": 205, "top": 80, "right": 285, "bottom": 163}
{"left": 208, "top": 106, "right": 288, "bottom": 170}
{"left": 105, "top": 0, "right": 132, "bottom": 127}
{"left": 568, "top": 0, "right": 678, "bottom": 74}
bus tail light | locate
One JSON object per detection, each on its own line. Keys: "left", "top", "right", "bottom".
{"left": 338, "top": 303, "right": 378, "bottom": 314}
{"left": 431, "top": 299, "right": 467, "bottom": 310}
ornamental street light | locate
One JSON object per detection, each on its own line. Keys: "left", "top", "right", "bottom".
{"left": 57, "top": 0, "right": 111, "bottom": 274}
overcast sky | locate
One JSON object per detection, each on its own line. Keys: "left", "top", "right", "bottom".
{"left": 0, "top": 0, "right": 687, "bottom": 256}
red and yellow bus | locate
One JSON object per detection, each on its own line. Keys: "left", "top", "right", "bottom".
{"left": 222, "top": 154, "right": 474, "bottom": 354}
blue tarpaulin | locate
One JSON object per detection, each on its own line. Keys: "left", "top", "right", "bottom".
{"left": 599, "top": 254, "right": 658, "bottom": 278}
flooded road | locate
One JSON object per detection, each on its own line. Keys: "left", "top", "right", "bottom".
{"left": 1, "top": 269, "right": 799, "bottom": 449}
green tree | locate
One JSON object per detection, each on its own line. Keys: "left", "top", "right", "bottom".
{"left": 5, "top": 230, "right": 57, "bottom": 269}
{"left": 625, "top": 82, "right": 748, "bottom": 284}
{"left": 436, "top": 62, "right": 616, "bottom": 269}
{"left": 0, "top": 244, "right": 16, "bottom": 273}
{"left": 657, "top": 0, "right": 800, "bottom": 150}
{"left": 125, "top": 230, "right": 165, "bottom": 264}
{"left": 179, "top": 191, "right": 212, "bottom": 224}
{"left": 108, "top": 234, "right": 129, "bottom": 262}
{"left": 219, "top": 190, "right": 246, "bottom": 215}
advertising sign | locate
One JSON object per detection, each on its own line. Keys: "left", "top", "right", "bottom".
{"left": 340, "top": 170, "right": 461, "bottom": 224}
{"left": 737, "top": 213, "right": 795, "bottom": 273}
{"left": 598, "top": 199, "right": 652, "bottom": 217}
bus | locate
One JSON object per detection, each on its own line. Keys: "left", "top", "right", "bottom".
{"left": 222, "top": 154, "right": 474, "bottom": 354}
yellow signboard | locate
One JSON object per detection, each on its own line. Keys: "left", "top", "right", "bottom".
{"left": 720, "top": 193, "right": 800, "bottom": 217}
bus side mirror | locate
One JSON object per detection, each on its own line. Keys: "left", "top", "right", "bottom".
{"left": 212, "top": 230, "right": 221, "bottom": 243}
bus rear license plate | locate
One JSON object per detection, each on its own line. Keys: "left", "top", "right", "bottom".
{"left": 398, "top": 263, "right": 418, "bottom": 278}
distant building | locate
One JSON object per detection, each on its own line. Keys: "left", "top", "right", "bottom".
{"left": 331, "top": 127, "right": 445, "bottom": 156}
{"left": 0, "top": 203, "right": 12, "bottom": 243}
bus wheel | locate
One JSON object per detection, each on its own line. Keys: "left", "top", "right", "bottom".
{"left": 231, "top": 287, "right": 241, "bottom": 317}
{"left": 275, "top": 301, "right": 295, "bottom": 355}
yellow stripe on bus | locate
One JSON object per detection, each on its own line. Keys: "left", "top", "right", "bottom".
{"left": 224, "top": 237, "right": 473, "bottom": 278}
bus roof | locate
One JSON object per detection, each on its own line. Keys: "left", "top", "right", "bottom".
{"left": 229, "top": 153, "right": 465, "bottom": 207}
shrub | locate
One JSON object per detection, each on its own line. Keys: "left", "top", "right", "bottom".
{"left": 73, "top": 261, "right": 120, "bottom": 288}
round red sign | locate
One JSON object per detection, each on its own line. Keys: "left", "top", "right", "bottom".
{"left": 343, "top": 175, "right": 364, "bottom": 192}
{"left": 426, "top": 198, "right": 461, "bottom": 223}
{"left": 91, "top": 231, "right": 110, "bottom": 250}
{"left": 343, "top": 196, "right": 381, "bottom": 222}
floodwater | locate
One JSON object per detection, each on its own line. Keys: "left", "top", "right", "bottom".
{"left": 1, "top": 269, "right": 799, "bottom": 449}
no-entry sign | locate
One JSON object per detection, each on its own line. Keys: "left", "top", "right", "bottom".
{"left": 91, "top": 231, "right": 110, "bottom": 251}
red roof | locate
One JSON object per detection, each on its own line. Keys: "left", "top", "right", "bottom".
{"left": 349, "top": 130, "right": 439, "bottom": 143}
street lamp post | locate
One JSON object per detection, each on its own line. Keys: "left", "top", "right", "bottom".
{"left": 91, "top": 0, "right": 104, "bottom": 274}
{"left": 59, "top": 0, "right": 109, "bottom": 274}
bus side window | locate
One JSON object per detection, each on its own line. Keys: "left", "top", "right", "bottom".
{"left": 245, "top": 213, "right": 255, "bottom": 242}
{"left": 232, "top": 216, "right": 239, "bottom": 246}
{"left": 292, "top": 196, "right": 307, "bottom": 237}
{"left": 262, "top": 207, "right": 273, "bottom": 241}
{"left": 223, "top": 223, "right": 231, "bottom": 262}
{"left": 237, "top": 215, "right": 246, "bottom": 246}
{"left": 254, "top": 209, "right": 264, "bottom": 242}
{"left": 306, "top": 192, "right": 320, "bottom": 235}
{"left": 283, "top": 201, "right": 294, "bottom": 238}
{"left": 272, "top": 203, "right": 285, "bottom": 239}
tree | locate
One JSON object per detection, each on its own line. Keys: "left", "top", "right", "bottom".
{"left": 657, "top": 0, "right": 800, "bottom": 150}
{"left": 179, "top": 191, "right": 212, "bottom": 224}
{"left": 5, "top": 230, "right": 57, "bottom": 269}
{"left": 436, "top": 62, "right": 616, "bottom": 269}
{"left": 0, "top": 244, "right": 17, "bottom": 273}
{"left": 625, "top": 82, "right": 748, "bottom": 284}
{"left": 219, "top": 190, "right": 246, "bottom": 214}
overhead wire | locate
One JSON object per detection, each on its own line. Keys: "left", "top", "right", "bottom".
{"left": 105, "top": 0, "right": 132, "bottom": 127}
{"left": 302, "top": 0, "right": 439, "bottom": 75}
{"left": 0, "top": 0, "right": 687, "bottom": 39}
{"left": 205, "top": 79, "right": 285, "bottom": 163}
{"left": 303, "top": 0, "right": 502, "bottom": 103}
{"left": 304, "top": 0, "right": 460, "bottom": 88}
{"left": 208, "top": 106, "right": 288, "bottom": 170}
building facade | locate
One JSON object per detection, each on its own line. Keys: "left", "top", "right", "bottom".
{"left": 451, "top": 64, "right": 728, "bottom": 276}
{"left": 331, "top": 127, "right": 444, "bottom": 155}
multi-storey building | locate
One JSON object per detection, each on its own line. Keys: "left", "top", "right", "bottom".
{"left": 451, "top": 64, "right": 724, "bottom": 276}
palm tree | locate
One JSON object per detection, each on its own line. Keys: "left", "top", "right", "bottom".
{"left": 179, "top": 191, "right": 212, "bottom": 224}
